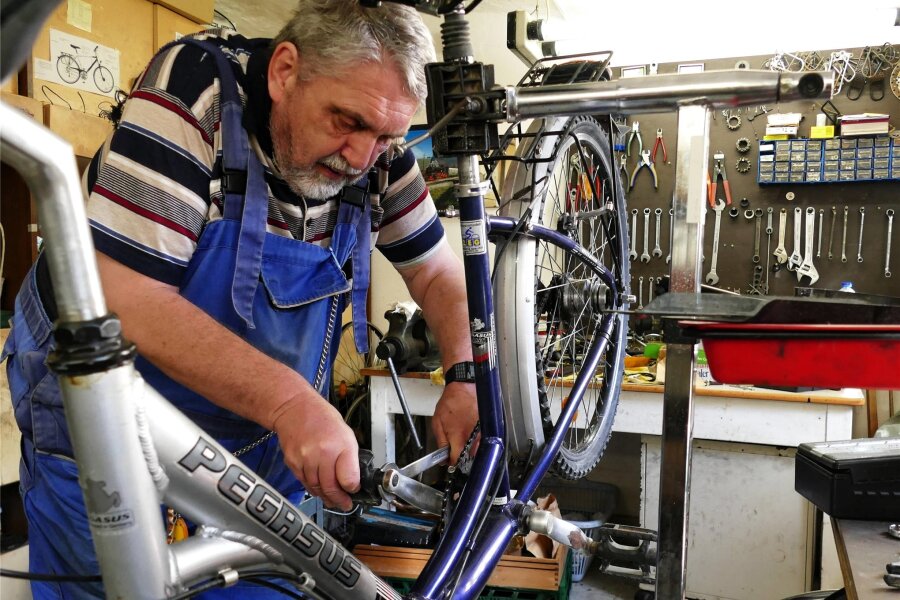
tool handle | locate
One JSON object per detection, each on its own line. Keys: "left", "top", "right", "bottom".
{"left": 722, "top": 181, "right": 733, "bottom": 205}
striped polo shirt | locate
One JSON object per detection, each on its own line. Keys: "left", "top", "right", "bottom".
{"left": 83, "top": 29, "right": 445, "bottom": 288}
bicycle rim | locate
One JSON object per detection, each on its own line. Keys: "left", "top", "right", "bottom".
{"left": 94, "top": 65, "right": 114, "bottom": 93}
{"left": 56, "top": 54, "right": 79, "bottom": 83}
{"left": 330, "top": 321, "right": 383, "bottom": 444}
{"left": 495, "top": 115, "right": 629, "bottom": 479}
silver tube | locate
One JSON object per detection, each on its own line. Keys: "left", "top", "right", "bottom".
{"left": 0, "top": 101, "right": 106, "bottom": 321}
{"left": 169, "top": 533, "right": 278, "bottom": 586}
{"left": 507, "top": 70, "right": 834, "bottom": 119}
{"left": 61, "top": 366, "right": 172, "bottom": 599}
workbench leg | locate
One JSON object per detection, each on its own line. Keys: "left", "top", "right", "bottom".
{"left": 370, "top": 380, "right": 397, "bottom": 467}
{"left": 656, "top": 104, "right": 709, "bottom": 599}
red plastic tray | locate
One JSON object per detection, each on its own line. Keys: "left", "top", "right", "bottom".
{"left": 683, "top": 322, "right": 900, "bottom": 389}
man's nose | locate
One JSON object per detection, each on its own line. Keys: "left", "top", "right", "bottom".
{"left": 341, "top": 132, "right": 379, "bottom": 171}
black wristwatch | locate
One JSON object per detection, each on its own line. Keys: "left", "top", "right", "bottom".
{"left": 444, "top": 361, "right": 476, "bottom": 384}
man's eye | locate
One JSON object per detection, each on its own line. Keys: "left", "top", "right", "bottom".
{"left": 334, "top": 116, "right": 359, "bottom": 133}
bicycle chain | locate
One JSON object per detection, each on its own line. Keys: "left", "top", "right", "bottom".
{"left": 438, "top": 422, "right": 480, "bottom": 535}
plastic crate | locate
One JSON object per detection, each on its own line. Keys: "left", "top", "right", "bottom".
{"left": 563, "top": 513, "right": 604, "bottom": 582}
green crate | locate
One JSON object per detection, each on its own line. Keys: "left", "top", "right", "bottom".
{"left": 384, "top": 552, "right": 573, "bottom": 600}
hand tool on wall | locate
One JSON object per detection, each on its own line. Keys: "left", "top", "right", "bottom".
{"left": 629, "top": 208, "right": 638, "bottom": 260}
{"left": 707, "top": 152, "right": 733, "bottom": 208}
{"left": 641, "top": 207, "right": 652, "bottom": 263}
{"left": 705, "top": 200, "right": 725, "bottom": 285}
{"left": 638, "top": 276, "right": 644, "bottom": 310}
{"left": 626, "top": 121, "right": 643, "bottom": 157}
{"left": 857, "top": 207, "right": 866, "bottom": 263}
{"left": 765, "top": 207, "right": 773, "bottom": 292}
{"left": 652, "top": 128, "right": 667, "bottom": 163}
{"left": 816, "top": 209, "right": 824, "bottom": 258}
{"left": 841, "top": 205, "right": 849, "bottom": 263}
{"left": 630, "top": 150, "right": 658, "bottom": 190}
{"left": 653, "top": 208, "right": 663, "bottom": 258}
{"left": 752, "top": 208, "right": 763, "bottom": 264}
{"left": 773, "top": 208, "right": 789, "bottom": 266}
{"left": 828, "top": 206, "right": 837, "bottom": 260}
{"left": 798, "top": 207, "right": 819, "bottom": 285}
{"left": 886, "top": 209, "right": 894, "bottom": 278}
{"left": 788, "top": 206, "right": 803, "bottom": 271}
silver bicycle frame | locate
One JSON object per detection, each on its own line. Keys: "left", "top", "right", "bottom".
{"left": 0, "top": 64, "right": 833, "bottom": 599}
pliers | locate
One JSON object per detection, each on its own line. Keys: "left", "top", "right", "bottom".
{"left": 707, "top": 151, "right": 732, "bottom": 208}
{"left": 626, "top": 121, "right": 643, "bottom": 157}
{"left": 629, "top": 150, "right": 658, "bottom": 190}
{"left": 652, "top": 128, "right": 667, "bottom": 163}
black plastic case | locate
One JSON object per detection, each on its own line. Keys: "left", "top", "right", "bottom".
{"left": 795, "top": 437, "right": 900, "bottom": 520}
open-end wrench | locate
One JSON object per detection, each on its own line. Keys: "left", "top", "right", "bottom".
{"left": 640, "top": 208, "right": 651, "bottom": 263}
{"left": 665, "top": 207, "right": 673, "bottom": 264}
{"left": 752, "top": 208, "right": 763, "bottom": 263}
{"left": 886, "top": 209, "right": 895, "bottom": 278}
{"left": 797, "top": 206, "right": 819, "bottom": 284}
{"left": 648, "top": 277, "right": 655, "bottom": 303}
{"left": 705, "top": 199, "right": 725, "bottom": 285}
{"left": 638, "top": 276, "right": 644, "bottom": 309}
{"left": 629, "top": 209, "right": 638, "bottom": 261}
{"left": 652, "top": 208, "right": 663, "bottom": 258}
{"left": 816, "top": 209, "right": 824, "bottom": 258}
{"left": 857, "top": 206, "right": 865, "bottom": 263}
{"left": 787, "top": 206, "right": 803, "bottom": 271}
{"left": 773, "top": 208, "right": 789, "bottom": 265}
{"left": 841, "top": 205, "right": 849, "bottom": 263}
{"left": 827, "top": 206, "right": 836, "bottom": 260}
{"left": 764, "top": 209, "right": 773, "bottom": 293}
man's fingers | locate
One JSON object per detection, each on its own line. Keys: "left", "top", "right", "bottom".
{"left": 317, "top": 463, "right": 352, "bottom": 511}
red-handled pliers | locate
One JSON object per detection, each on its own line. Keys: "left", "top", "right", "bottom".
{"left": 707, "top": 151, "right": 732, "bottom": 208}
{"left": 652, "top": 128, "right": 667, "bottom": 163}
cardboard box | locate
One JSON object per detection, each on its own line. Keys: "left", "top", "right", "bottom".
{"left": 151, "top": 0, "right": 213, "bottom": 25}
{"left": 43, "top": 103, "right": 112, "bottom": 159}
{"left": 2, "top": 91, "right": 44, "bottom": 122}
{"left": 153, "top": 4, "right": 206, "bottom": 52}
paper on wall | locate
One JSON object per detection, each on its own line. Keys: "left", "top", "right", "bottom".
{"left": 38, "top": 28, "right": 120, "bottom": 98}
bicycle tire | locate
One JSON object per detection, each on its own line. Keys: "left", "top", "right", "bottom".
{"left": 56, "top": 54, "right": 79, "bottom": 83}
{"left": 495, "top": 115, "right": 629, "bottom": 479}
{"left": 93, "top": 64, "right": 114, "bottom": 93}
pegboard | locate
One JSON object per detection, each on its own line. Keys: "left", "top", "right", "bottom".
{"left": 622, "top": 47, "right": 899, "bottom": 310}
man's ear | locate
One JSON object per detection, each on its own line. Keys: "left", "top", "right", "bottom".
{"left": 268, "top": 42, "right": 301, "bottom": 104}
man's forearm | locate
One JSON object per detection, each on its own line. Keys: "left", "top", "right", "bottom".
{"left": 97, "top": 253, "right": 319, "bottom": 430}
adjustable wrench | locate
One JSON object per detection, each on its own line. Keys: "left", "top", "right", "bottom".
{"left": 886, "top": 209, "right": 895, "bottom": 278}
{"left": 640, "top": 208, "right": 651, "bottom": 263}
{"left": 705, "top": 200, "right": 725, "bottom": 285}
{"left": 787, "top": 206, "right": 803, "bottom": 271}
{"left": 773, "top": 208, "right": 789, "bottom": 265}
{"left": 752, "top": 208, "right": 763, "bottom": 263}
{"left": 797, "top": 206, "right": 819, "bottom": 284}
{"left": 827, "top": 206, "right": 836, "bottom": 260}
{"left": 652, "top": 208, "right": 663, "bottom": 258}
{"left": 816, "top": 209, "right": 824, "bottom": 258}
{"left": 629, "top": 209, "right": 638, "bottom": 261}
{"left": 665, "top": 207, "right": 673, "bottom": 264}
{"left": 857, "top": 206, "right": 865, "bottom": 263}
{"left": 841, "top": 205, "right": 849, "bottom": 263}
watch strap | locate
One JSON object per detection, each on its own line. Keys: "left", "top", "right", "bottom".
{"left": 444, "top": 361, "right": 476, "bottom": 384}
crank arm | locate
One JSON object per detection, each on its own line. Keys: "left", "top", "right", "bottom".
{"left": 381, "top": 468, "right": 445, "bottom": 515}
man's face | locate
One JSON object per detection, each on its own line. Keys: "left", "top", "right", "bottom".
{"left": 269, "top": 49, "right": 418, "bottom": 200}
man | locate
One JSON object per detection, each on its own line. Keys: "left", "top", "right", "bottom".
{"left": 3, "top": 1, "right": 477, "bottom": 596}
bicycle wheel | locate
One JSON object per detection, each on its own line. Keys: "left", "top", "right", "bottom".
{"left": 93, "top": 65, "right": 114, "bottom": 93}
{"left": 56, "top": 54, "right": 80, "bottom": 83}
{"left": 331, "top": 321, "right": 384, "bottom": 444}
{"left": 495, "top": 115, "right": 629, "bottom": 479}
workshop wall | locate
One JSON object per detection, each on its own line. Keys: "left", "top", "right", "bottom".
{"left": 623, "top": 49, "right": 899, "bottom": 305}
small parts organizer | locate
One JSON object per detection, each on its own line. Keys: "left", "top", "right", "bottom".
{"left": 758, "top": 136, "right": 899, "bottom": 184}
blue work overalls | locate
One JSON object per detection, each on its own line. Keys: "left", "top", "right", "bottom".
{"left": 2, "top": 38, "right": 372, "bottom": 599}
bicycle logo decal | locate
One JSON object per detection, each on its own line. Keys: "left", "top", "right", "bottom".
{"left": 85, "top": 479, "right": 135, "bottom": 532}
{"left": 461, "top": 219, "right": 486, "bottom": 255}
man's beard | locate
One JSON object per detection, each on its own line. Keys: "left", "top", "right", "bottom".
{"left": 272, "top": 118, "right": 364, "bottom": 200}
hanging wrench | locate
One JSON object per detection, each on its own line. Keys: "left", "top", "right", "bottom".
{"left": 629, "top": 209, "right": 638, "bottom": 261}
{"left": 641, "top": 208, "right": 651, "bottom": 263}
{"left": 705, "top": 200, "right": 725, "bottom": 285}
{"left": 773, "top": 208, "right": 789, "bottom": 265}
{"left": 752, "top": 208, "right": 763, "bottom": 263}
{"left": 827, "top": 206, "right": 836, "bottom": 260}
{"left": 652, "top": 208, "right": 663, "bottom": 258}
{"left": 765, "top": 208, "right": 773, "bottom": 294}
{"left": 886, "top": 209, "right": 894, "bottom": 278}
{"left": 841, "top": 205, "right": 849, "bottom": 263}
{"left": 648, "top": 277, "right": 655, "bottom": 303}
{"left": 638, "top": 276, "right": 644, "bottom": 309}
{"left": 665, "top": 207, "right": 673, "bottom": 264}
{"left": 797, "top": 207, "right": 819, "bottom": 284}
{"left": 787, "top": 206, "right": 803, "bottom": 271}
{"left": 816, "top": 209, "right": 824, "bottom": 258}
{"left": 857, "top": 206, "right": 865, "bottom": 263}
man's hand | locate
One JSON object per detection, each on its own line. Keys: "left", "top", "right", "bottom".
{"left": 272, "top": 398, "right": 360, "bottom": 511}
{"left": 432, "top": 382, "right": 479, "bottom": 465}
